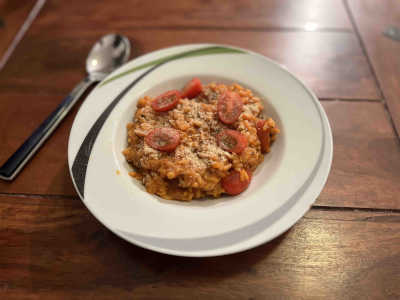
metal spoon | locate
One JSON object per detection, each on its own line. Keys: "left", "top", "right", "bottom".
{"left": 383, "top": 26, "right": 400, "bottom": 42}
{"left": 0, "top": 33, "right": 130, "bottom": 180}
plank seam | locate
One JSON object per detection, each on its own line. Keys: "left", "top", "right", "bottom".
{"left": 343, "top": 0, "right": 400, "bottom": 140}
{"left": 0, "top": 193, "right": 399, "bottom": 213}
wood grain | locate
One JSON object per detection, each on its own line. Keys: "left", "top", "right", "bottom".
{"left": 0, "top": 0, "right": 37, "bottom": 60}
{"left": 0, "top": 195, "right": 399, "bottom": 299}
{"left": 348, "top": 0, "right": 400, "bottom": 135}
{"left": 35, "top": 0, "right": 351, "bottom": 30}
{"left": 0, "top": 29, "right": 379, "bottom": 99}
{"left": 318, "top": 101, "right": 400, "bottom": 210}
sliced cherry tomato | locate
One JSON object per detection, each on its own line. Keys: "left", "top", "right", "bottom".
{"left": 221, "top": 170, "right": 252, "bottom": 195}
{"left": 151, "top": 90, "right": 181, "bottom": 112}
{"left": 181, "top": 77, "right": 203, "bottom": 99}
{"left": 256, "top": 119, "right": 271, "bottom": 153}
{"left": 217, "top": 129, "right": 248, "bottom": 154}
{"left": 217, "top": 91, "right": 243, "bottom": 124}
{"left": 145, "top": 127, "right": 180, "bottom": 152}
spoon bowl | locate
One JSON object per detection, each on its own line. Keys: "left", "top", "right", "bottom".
{"left": 87, "top": 34, "right": 131, "bottom": 80}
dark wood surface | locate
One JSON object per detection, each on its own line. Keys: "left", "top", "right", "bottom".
{"left": 1, "top": 195, "right": 399, "bottom": 299}
{"left": 0, "top": 30, "right": 379, "bottom": 99}
{"left": 349, "top": 0, "right": 400, "bottom": 135}
{"left": 35, "top": 0, "right": 352, "bottom": 30}
{"left": 0, "top": 0, "right": 399, "bottom": 298}
{"left": 318, "top": 102, "right": 400, "bottom": 209}
{"left": 0, "top": 0, "right": 36, "bottom": 59}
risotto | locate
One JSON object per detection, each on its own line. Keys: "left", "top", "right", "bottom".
{"left": 122, "top": 78, "right": 279, "bottom": 201}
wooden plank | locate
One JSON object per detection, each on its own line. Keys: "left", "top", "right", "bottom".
{"left": 0, "top": 0, "right": 37, "bottom": 60}
{"left": 0, "top": 195, "right": 399, "bottom": 299}
{"left": 0, "top": 30, "right": 379, "bottom": 99}
{"left": 36, "top": 0, "right": 351, "bottom": 30}
{"left": 348, "top": 0, "right": 400, "bottom": 134}
{"left": 318, "top": 101, "right": 400, "bottom": 210}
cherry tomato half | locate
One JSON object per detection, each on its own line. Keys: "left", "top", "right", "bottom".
{"left": 256, "top": 119, "right": 271, "bottom": 153}
{"left": 221, "top": 170, "right": 252, "bottom": 195}
{"left": 181, "top": 78, "right": 203, "bottom": 99}
{"left": 217, "top": 91, "right": 243, "bottom": 124}
{"left": 151, "top": 90, "right": 181, "bottom": 112}
{"left": 145, "top": 127, "right": 180, "bottom": 152}
{"left": 217, "top": 129, "right": 248, "bottom": 154}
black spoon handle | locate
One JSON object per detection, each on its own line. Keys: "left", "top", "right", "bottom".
{"left": 0, "top": 77, "right": 93, "bottom": 181}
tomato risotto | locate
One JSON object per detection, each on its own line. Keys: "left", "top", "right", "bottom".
{"left": 122, "top": 78, "right": 279, "bottom": 201}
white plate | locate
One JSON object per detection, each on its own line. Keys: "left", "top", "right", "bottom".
{"left": 68, "top": 44, "right": 332, "bottom": 256}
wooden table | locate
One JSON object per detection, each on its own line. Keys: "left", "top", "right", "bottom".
{"left": 1, "top": 1, "right": 399, "bottom": 299}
